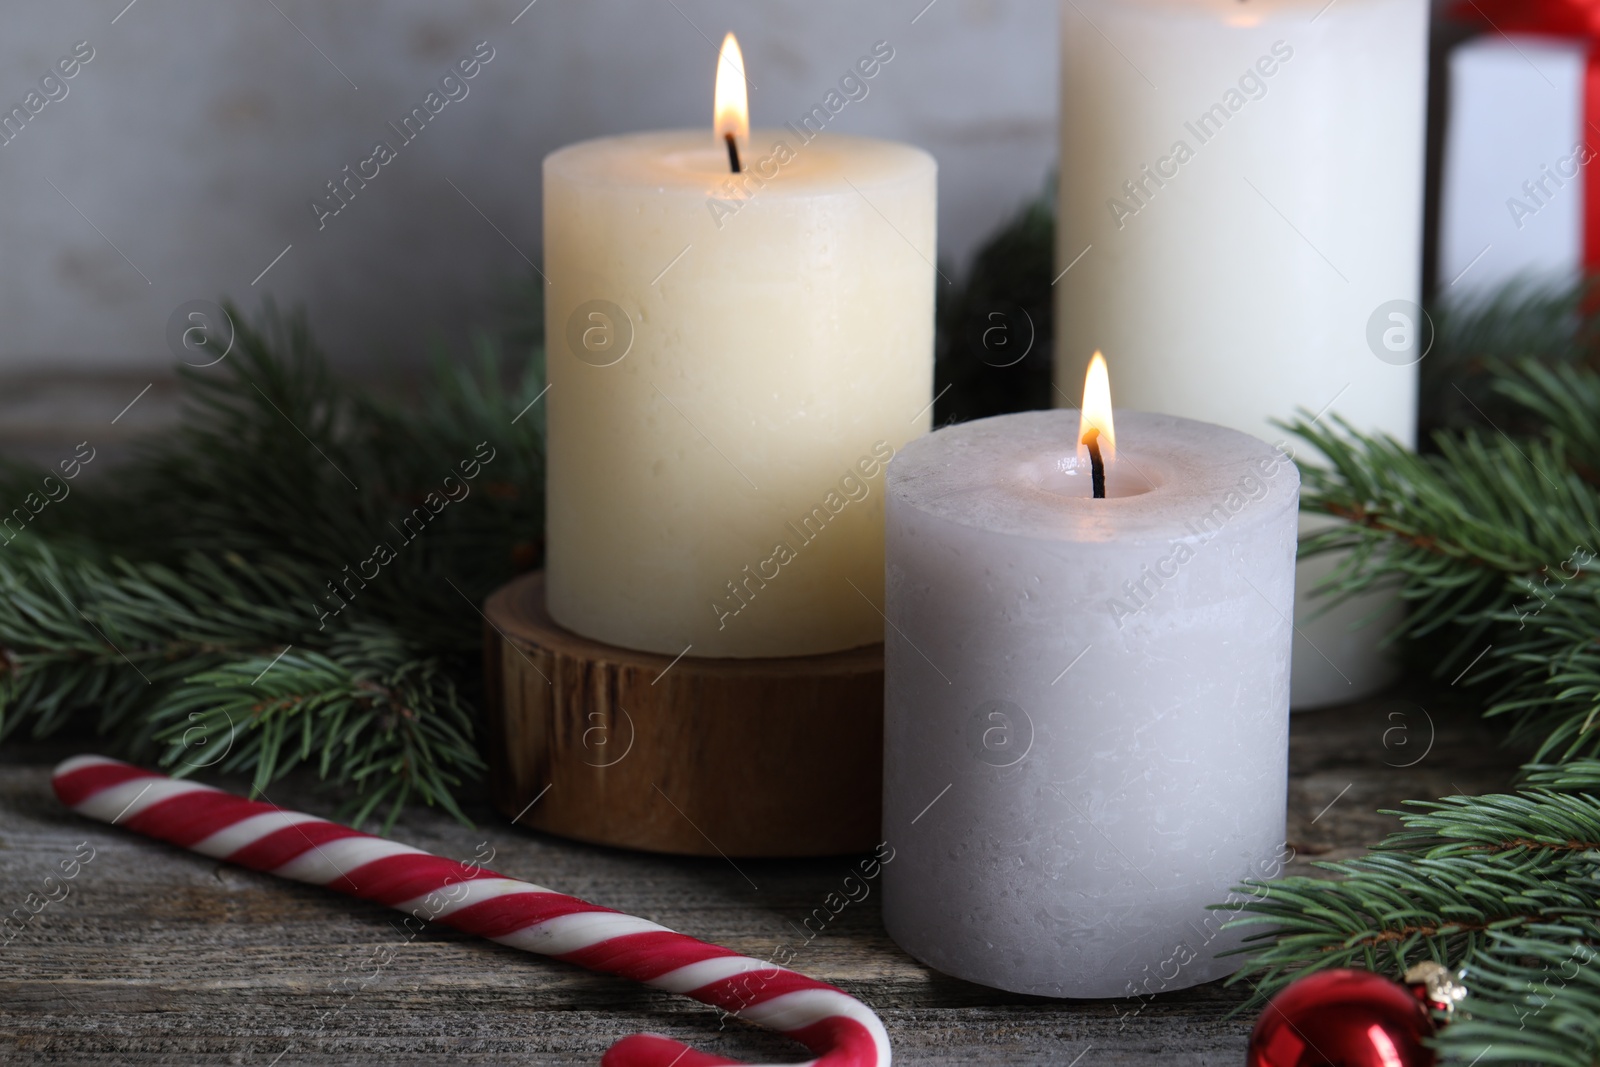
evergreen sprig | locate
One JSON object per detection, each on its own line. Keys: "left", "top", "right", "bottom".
{"left": 933, "top": 190, "right": 1055, "bottom": 425}
{"left": 150, "top": 628, "right": 480, "bottom": 828}
{"left": 1422, "top": 278, "right": 1600, "bottom": 440}
{"left": 1227, "top": 288, "right": 1600, "bottom": 1062}
{"left": 0, "top": 540, "right": 316, "bottom": 742}
{"left": 1228, "top": 784, "right": 1600, "bottom": 1064}
{"left": 0, "top": 300, "right": 543, "bottom": 828}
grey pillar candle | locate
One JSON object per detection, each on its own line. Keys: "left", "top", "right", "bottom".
{"left": 881, "top": 408, "right": 1299, "bottom": 997}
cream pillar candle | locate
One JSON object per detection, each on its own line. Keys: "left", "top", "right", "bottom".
{"left": 1055, "top": 0, "right": 1428, "bottom": 707}
{"left": 881, "top": 405, "right": 1298, "bottom": 997}
{"left": 544, "top": 42, "right": 936, "bottom": 658}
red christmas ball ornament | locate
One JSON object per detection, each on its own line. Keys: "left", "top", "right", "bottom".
{"left": 1247, "top": 968, "right": 1437, "bottom": 1067}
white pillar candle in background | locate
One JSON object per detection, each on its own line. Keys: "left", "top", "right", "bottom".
{"left": 881, "top": 407, "right": 1298, "bottom": 997}
{"left": 1055, "top": 0, "right": 1429, "bottom": 708}
{"left": 544, "top": 39, "right": 936, "bottom": 659}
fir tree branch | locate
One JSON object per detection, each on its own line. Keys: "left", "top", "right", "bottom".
{"left": 0, "top": 302, "right": 544, "bottom": 825}
{"left": 150, "top": 625, "right": 482, "bottom": 831}
{"left": 1495, "top": 360, "right": 1600, "bottom": 479}
{"left": 1424, "top": 278, "right": 1600, "bottom": 440}
{"left": 113, "top": 302, "right": 547, "bottom": 657}
{"left": 933, "top": 190, "right": 1055, "bottom": 424}
{"left": 1286, "top": 412, "right": 1600, "bottom": 675}
{"left": 1486, "top": 588, "right": 1600, "bottom": 763}
{"left": 1236, "top": 346, "right": 1600, "bottom": 1062}
{"left": 0, "top": 538, "right": 317, "bottom": 744}
{"left": 1437, "top": 921, "right": 1600, "bottom": 1067}
{"left": 1226, "top": 785, "right": 1600, "bottom": 1062}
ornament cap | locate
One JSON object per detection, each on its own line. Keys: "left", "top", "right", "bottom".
{"left": 1404, "top": 960, "right": 1469, "bottom": 1015}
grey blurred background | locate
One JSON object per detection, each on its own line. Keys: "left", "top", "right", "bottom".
{"left": 0, "top": 0, "right": 1056, "bottom": 456}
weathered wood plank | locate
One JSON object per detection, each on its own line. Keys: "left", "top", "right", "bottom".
{"left": 0, "top": 694, "right": 1523, "bottom": 1064}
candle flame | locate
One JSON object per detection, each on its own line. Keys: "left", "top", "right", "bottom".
{"left": 714, "top": 32, "right": 750, "bottom": 147}
{"left": 1078, "top": 351, "right": 1116, "bottom": 465}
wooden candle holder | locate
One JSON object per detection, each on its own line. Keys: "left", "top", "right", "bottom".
{"left": 482, "top": 572, "right": 884, "bottom": 857}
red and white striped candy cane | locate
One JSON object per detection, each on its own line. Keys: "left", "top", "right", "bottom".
{"left": 52, "top": 755, "right": 891, "bottom": 1067}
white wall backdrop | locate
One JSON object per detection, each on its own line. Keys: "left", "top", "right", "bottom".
{"left": 0, "top": 0, "right": 1057, "bottom": 374}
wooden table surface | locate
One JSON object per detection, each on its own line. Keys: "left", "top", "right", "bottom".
{"left": 0, "top": 689, "right": 1522, "bottom": 1065}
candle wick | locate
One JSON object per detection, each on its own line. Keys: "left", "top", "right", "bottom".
{"left": 1083, "top": 428, "right": 1106, "bottom": 499}
{"left": 724, "top": 132, "right": 742, "bottom": 174}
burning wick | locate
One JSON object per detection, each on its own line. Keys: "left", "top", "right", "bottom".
{"left": 1077, "top": 350, "right": 1114, "bottom": 500}
{"left": 714, "top": 33, "right": 747, "bottom": 176}
{"left": 1082, "top": 427, "right": 1106, "bottom": 499}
